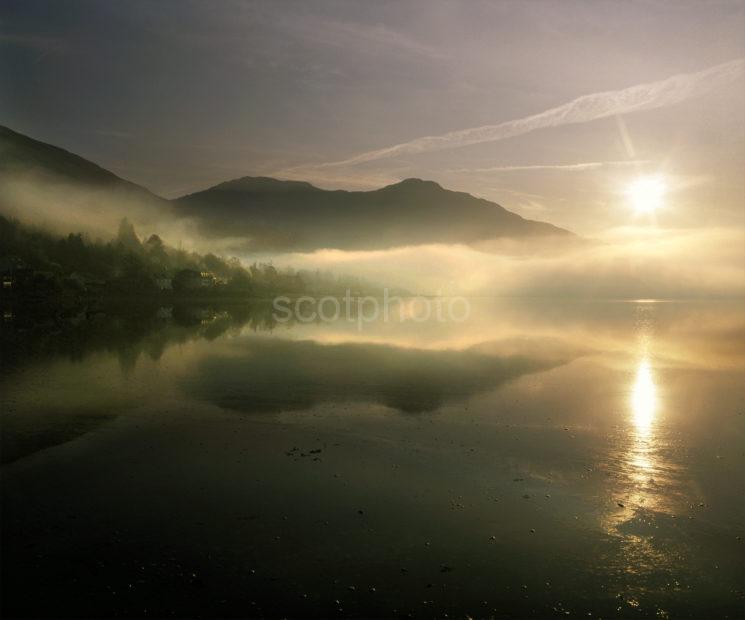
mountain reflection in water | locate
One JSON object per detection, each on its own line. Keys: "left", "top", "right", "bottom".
{"left": 1, "top": 299, "right": 744, "bottom": 618}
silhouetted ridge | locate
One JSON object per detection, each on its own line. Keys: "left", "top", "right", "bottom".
{"left": 0, "top": 125, "right": 175, "bottom": 234}
{"left": 0, "top": 125, "right": 130, "bottom": 188}
{"left": 0, "top": 126, "right": 574, "bottom": 252}
{"left": 176, "top": 175, "right": 573, "bottom": 251}
{"left": 209, "top": 176, "right": 321, "bottom": 194}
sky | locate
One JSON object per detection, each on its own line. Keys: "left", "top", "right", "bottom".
{"left": 1, "top": 0, "right": 744, "bottom": 234}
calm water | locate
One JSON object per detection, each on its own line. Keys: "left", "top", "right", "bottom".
{"left": 1, "top": 299, "right": 744, "bottom": 618}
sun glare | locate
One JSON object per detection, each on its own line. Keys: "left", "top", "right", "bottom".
{"left": 626, "top": 175, "right": 667, "bottom": 214}
{"left": 631, "top": 358, "right": 657, "bottom": 432}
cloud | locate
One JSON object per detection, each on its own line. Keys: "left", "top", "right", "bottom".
{"left": 449, "top": 160, "right": 655, "bottom": 173}
{"left": 271, "top": 167, "right": 398, "bottom": 190}
{"left": 282, "top": 58, "right": 744, "bottom": 175}
{"left": 280, "top": 15, "right": 445, "bottom": 61}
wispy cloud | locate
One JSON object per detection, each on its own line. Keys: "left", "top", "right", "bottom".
{"left": 449, "top": 160, "right": 655, "bottom": 173}
{"left": 282, "top": 58, "right": 744, "bottom": 176}
{"left": 278, "top": 14, "right": 445, "bottom": 61}
{"left": 275, "top": 167, "right": 397, "bottom": 190}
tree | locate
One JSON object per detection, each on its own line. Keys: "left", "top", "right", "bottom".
{"left": 145, "top": 234, "right": 168, "bottom": 266}
{"left": 117, "top": 218, "right": 141, "bottom": 251}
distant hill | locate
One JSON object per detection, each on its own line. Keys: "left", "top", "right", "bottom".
{"left": 175, "top": 176, "right": 573, "bottom": 251}
{"left": 0, "top": 126, "right": 573, "bottom": 252}
{"left": 0, "top": 125, "right": 174, "bottom": 238}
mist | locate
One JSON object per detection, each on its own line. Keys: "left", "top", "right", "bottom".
{"left": 3, "top": 163, "right": 744, "bottom": 303}
{"left": 3, "top": 3, "right": 745, "bottom": 617}
{"left": 0, "top": 169, "right": 208, "bottom": 251}
{"left": 267, "top": 226, "right": 745, "bottom": 300}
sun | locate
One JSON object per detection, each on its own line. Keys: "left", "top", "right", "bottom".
{"left": 626, "top": 175, "right": 667, "bottom": 214}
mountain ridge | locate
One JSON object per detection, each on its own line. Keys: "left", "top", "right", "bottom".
{"left": 176, "top": 174, "right": 572, "bottom": 251}
{"left": 0, "top": 125, "right": 573, "bottom": 252}
{"left": 0, "top": 124, "right": 175, "bottom": 238}
{"left": 0, "top": 125, "right": 162, "bottom": 198}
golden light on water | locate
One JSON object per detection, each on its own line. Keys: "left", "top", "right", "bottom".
{"left": 626, "top": 175, "right": 667, "bottom": 214}
{"left": 631, "top": 357, "right": 657, "bottom": 432}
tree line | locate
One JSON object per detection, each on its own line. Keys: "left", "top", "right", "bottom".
{"left": 0, "top": 215, "right": 375, "bottom": 298}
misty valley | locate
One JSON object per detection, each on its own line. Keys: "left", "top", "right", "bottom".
{"left": 2, "top": 3, "right": 745, "bottom": 619}
{"left": 1, "top": 117, "right": 744, "bottom": 620}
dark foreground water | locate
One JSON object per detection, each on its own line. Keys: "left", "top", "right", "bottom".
{"left": 1, "top": 299, "right": 743, "bottom": 618}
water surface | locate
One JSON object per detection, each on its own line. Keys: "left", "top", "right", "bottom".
{"left": 1, "top": 300, "right": 743, "bottom": 618}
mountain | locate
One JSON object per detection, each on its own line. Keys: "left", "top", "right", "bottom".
{"left": 176, "top": 176, "right": 573, "bottom": 252}
{"left": 0, "top": 126, "right": 573, "bottom": 252}
{"left": 0, "top": 125, "right": 174, "bottom": 238}
{"left": 1, "top": 124, "right": 134, "bottom": 187}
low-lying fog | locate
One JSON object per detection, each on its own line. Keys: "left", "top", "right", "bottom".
{"left": 2, "top": 171, "right": 743, "bottom": 300}
{"left": 264, "top": 227, "right": 745, "bottom": 299}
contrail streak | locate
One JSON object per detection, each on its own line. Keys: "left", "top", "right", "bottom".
{"left": 293, "top": 58, "right": 744, "bottom": 172}
{"left": 448, "top": 160, "right": 654, "bottom": 173}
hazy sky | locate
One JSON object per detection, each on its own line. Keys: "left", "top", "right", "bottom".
{"left": 1, "top": 0, "right": 744, "bottom": 233}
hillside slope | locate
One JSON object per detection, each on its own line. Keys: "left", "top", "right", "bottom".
{"left": 176, "top": 176, "right": 572, "bottom": 251}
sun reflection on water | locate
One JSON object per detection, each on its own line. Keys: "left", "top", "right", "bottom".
{"left": 631, "top": 357, "right": 657, "bottom": 435}
{"left": 627, "top": 356, "right": 659, "bottom": 487}
{"left": 623, "top": 308, "right": 663, "bottom": 493}
{"left": 599, "top": 304, "right": 681, "bottom": 595}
